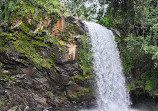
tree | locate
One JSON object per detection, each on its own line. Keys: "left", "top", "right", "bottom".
{"left": 60, "top": 0, "right": 108, "bottom": 21}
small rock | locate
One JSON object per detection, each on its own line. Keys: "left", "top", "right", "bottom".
{"left": 61, "top": 74, "right": 70, "bottom": 86}
{"left": 24, "top": 106, "right": 29, "bottom": 111}
{"left": 8, "top": 109, "right": 16, "bottom": 111}
{"left": 33, "top": 94, "right": 48, "bottom": 107}
{"left": 35, "top": 104, "right": 43, "bottom": 111}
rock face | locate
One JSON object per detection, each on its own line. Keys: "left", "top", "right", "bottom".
{"left": 0, "top": 2, "right": 96, "bottom": 111}
{"left": 52, "top": 17, "right": 65, "bottom": 37}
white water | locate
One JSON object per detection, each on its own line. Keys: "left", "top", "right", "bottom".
{"left": 82, "top": 21, "right": 132, "bottom": 111}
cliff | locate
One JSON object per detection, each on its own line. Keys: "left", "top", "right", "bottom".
{"left": 0, "top": 1, "right": 95, "bottom": 110}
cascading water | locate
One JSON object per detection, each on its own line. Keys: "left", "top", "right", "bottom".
{"left": 82, "top": 21, "right": 132, "bottom": 111}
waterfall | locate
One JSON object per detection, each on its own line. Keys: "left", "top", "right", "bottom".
{"left": 82, "top": 21, "right": 131, "bottom": 111}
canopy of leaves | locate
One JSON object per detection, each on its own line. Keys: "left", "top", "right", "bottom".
{"left": 0, "top": 0, "right": 60, "bottom": 22}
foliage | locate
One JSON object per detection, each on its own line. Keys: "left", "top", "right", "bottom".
{"left": 97, "top": 9, "right": 114, "bottom": 28}
{"left": 127, "top": 71, "right": 158, "bottom": 93}
{"left": 108, "top": 0, "right": 158, "bottom": 94}
{"left": 78, "top": 34, "right": 93, "bottom": 75}
{"left": 0, "top": 0, "right": 60, "bottom": 22}
{"left": 143, "top": 5, "right": 158, "bottom": 67}
{"left": 61, "top": 0, "right": 107, "bottom": 21}
{"left": 122, "top": 48, "right": 132, "bottom": 74}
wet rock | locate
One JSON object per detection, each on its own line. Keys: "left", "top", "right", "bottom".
{"left": 11, "top": 20, "right": 22, "bottom": 29}
{"left": 24, "top": 106, "right": 29, "bottom": 111}
{"left": 54, "top": 43, "right": 78, "bottom": 64}
{"left": 62, "top": 44, "right": 78, "bottom": 63}
{"left": 52, "top": 17, "right": 65, "bottom": 37}
{"left": 21, "top": 66, "right": 36, "bottom": 77}
{"left": 67, "top": 83, "right": 82, "bottom": 97}
{"left": 34, "top": 104, "right": 44, "bottom": 111}
{"left": 61, "top": 74, "right": 70, "bottom": 86}
{"left": 25, "top": 11, "right": 32, "bottom": 24}
{"left": 40, "top": 51, "right": 49, "bottom": 59}
{"left": 33, "top": 94, "right": 48, "bottom": 107}
{"left": 8, "top": 109, "right": 16, "bottom": 111}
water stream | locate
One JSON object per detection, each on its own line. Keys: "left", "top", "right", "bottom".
{"left": 82, "top": 21, "right": 132, "bottom": 111}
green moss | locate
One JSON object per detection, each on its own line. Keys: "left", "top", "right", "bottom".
{"left": 0, "top": 32, "right": 14, "bottom": 50}
{"left": 59, "top": 31, "right": 69, "bottom": 41}
{"left": 69, "top": 87, "right": 90, "bottom": 100}
{"left": 71, "top": 74, "right": 91, "bottom": 84}
{"left": 0, "top": 0, "right": 65, "bottom": 70}
{"left": 47, "top": 91, "right": 53, "bottom": 95}
{"left": 69, "top": 94, "right": 78, "bottom": 99}
{"left": 1, "top": 32, "right": 55, "bottom": 69}
{"left": 11, "top": 106, "right": 18, "bottom": 110}
{"left": 72, "top": 75, "right": 91, "bottom": 81}
{"left": 68, "top": 24, "right": 75, "bottom": 34}
{"left": 0, "top": 73, "right": 16, "bottom": 83}
{"left": 77, "top": 87, "right": 90, "bottom": 97}
{"left": 10, "top": 31, "right": 54, "bottom": 68}
{"left": 18, "top": 59, "right": 29, "bottom": 64}
{"left": 19, "top": 22, "right": 34, "bottom": 36}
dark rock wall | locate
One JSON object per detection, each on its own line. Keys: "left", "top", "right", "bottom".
{"left": 0, "top": 2, "right": 96, "bottom": 111}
